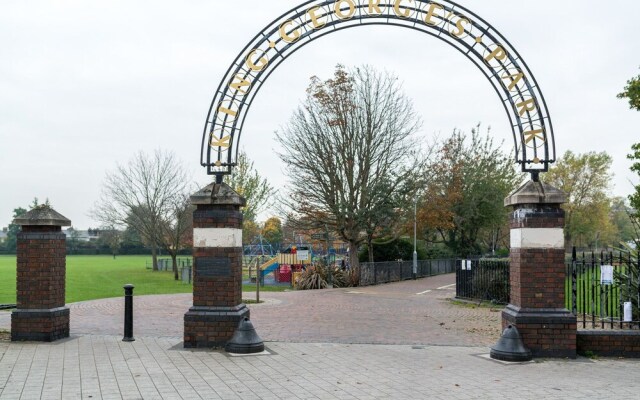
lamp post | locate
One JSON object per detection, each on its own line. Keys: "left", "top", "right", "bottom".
{"left": 413, "top": 197, "right": 418, "bottom": 280}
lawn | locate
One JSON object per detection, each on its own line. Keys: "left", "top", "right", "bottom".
{"left": 0, "top": 255, "right": 286, "bottom": 304}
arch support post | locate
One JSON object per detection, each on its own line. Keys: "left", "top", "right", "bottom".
{"left": 184, "top": 182, "right": 250, "bottom": 348}
{"left": 499, "top": 180, "right": 576, "bottom": 358}
{"left": 11, "top": 206, "right": 71, "bottom": 342}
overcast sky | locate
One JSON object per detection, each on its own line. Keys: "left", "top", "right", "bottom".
{"left": 1, "top": 0, "right": 639, "bottom": 229}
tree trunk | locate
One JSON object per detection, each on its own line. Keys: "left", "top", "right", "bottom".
{"left": 151, "top": 245, "right": 158, "bottom": 271}
{"left": 349, "top": 241, "right": 359, "bottom": 270}
{"left": 367, "top": 237, "right": 374, "bottom": 263}
{"left": 171, "top": 253, "right": 179, "bottom": 281}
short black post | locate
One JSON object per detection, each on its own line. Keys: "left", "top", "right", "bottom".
{"left": 123, "top": 284, "right": 135, "bottom": 342}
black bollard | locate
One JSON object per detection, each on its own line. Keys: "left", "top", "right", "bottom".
{"left": 123, "top": 284, "right": 135, "bottom": 342}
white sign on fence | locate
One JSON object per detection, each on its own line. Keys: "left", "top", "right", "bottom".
{"left": 600, "top": 265, "right": 614, "bottom": 285}
{"left": 624, "top": 302, "right": 633, "bottom": 322}
{"left": 297, "top": 250, "right": 309, "bottom": 261}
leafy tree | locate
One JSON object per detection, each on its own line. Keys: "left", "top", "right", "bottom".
{"left": 542, "top": 151, "right": 614, "bottom": 249}
{"left": 227, "top": 150, "right": 275, "bottom": 224}
{"left": 629, "top": 143, "right": 640, "bottom": 217}
{"left": 243, "top": 220, "right": 261, "bottom": 244}
{"left": 610, "top": 197, "right": 636, "bottom": 245}
{"left": 261, "top": 217, "right": 283, "bottom": 246}
{"left": 276, "top": 65, "right": 421, "bottom": 268}
{"left": 97, "top": 227, "right": 122, "bottom": 259}
{"left": 617, "top": 68, "right": 640, "bottom": 111}
{"left": 92, "top": 150, "right": 191, "bottom": 271}
{"left": 418, "top": 127, "right": 522, "bottom": 257}
{"left": 4, "top": 207, "right": 27, "bottom": 253}
{"left": 358, "top": 237, "right": 427, "bottom": 262}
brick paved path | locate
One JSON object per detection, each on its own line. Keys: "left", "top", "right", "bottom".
{"left": 2, "top": 274, "right": 502, "bottom": 347}
{"left": 2, "top": 274, "right": 640, "bottom": 399}
{"left": 1, "top": 337, "right": 639, "bottom": 399}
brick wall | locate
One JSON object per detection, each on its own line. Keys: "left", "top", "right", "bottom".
{"left": 577, "top": 331, "right": 640, "bottom": 358}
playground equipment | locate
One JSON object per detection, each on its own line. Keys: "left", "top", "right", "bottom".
{"left": 256, "top": 246, "right": 312, "bottom": 286}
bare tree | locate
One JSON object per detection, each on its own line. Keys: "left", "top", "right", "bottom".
{"left": 276, "top": 65, "right": 421, "bottom": 268}
{"left": 93, "top": 150, "right": 190, "bottom": 271}
{"left": 158, "top": 194, "right": 193, "bottom": 280}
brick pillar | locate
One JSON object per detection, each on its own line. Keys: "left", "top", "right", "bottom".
{"left": 184, "top": 182, "right": 250, "bottom": 348}
{"left": 11, "top": 206, "right": 71, "bottom": 342}
{"left": 502, "top": 180, "right": 576, "bottom": 358}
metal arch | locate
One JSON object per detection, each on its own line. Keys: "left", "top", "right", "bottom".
{"left": 202, "top": 0, "right": 556, "bottom": 179}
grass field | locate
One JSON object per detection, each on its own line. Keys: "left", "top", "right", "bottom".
{"left": 0, "top": 255, "right": 286, "bottom": 304}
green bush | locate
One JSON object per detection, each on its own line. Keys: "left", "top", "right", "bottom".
{"left": 359, "top": 238, "right": 428, "bottom": 262}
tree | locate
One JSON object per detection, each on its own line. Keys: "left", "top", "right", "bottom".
{"left": 261, "top": 217, "right": 283, "bottom": 246}
{"left": 542, "top": 151, "right": 614, "bottom": 249}
{"left": 418, "top": 127, "right": 522, "bottom": 257}
{"left": 275, "top": 65, "right": 421, "bottom": 268}
{"left": 629, "top": 143, "right": 640, "bottom": 217}
{"left": 93, "top": 150, "right": 191, "bottom": 271}
{"left": 243, "top": 220, "right": 261, "bottom": 244}
{"left": 97, "top": 227, "right": 122, "bottom": 259}
{"left": 158, "top": 195, "right": 193, "bottom": 280}
{"left": 227, "top": 150, "right": 275, "bottom": 224}
{"left": 617, "top": 68, "right": 640, "bottom": 111}
{"left": 4, "top": 207, "right": 27, "bottom": 253}
{"left": 610, "top": 197, "right": 636, "bottom": 245}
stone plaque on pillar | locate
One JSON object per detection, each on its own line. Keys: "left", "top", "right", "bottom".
{"left": 500, "top": 180, "right": 577, "bottom": 358}
{"left": 11, "top": 205, "right": 71, "bottom": 342}
{"left": 184, "top": 182, "right": 250, "bottom": 348}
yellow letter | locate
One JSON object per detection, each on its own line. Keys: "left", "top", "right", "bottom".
{"left": 368, "top": 0, "right": 382, "bottom": 14}
{"left": 218, "top": 105, "right": 237, "bottom": 118}
{"left": 516, "top": 98, "right": 537, "bottom": 116}
{"left": 450, "top": 17, "right": 470, "bottom": 37}
{"left": 307, "top": 7, "right": 326, "bottom": 29}
{"left": 394, "top": 0, "right": 413, "bottom": 18}
{"left": 230, "top": 75, "right": 251, "bottom": 95}
{"left": 246, "top": 49, "right": 268, "bottom": 72}
{"left": 424, "top": 2, "right": 443, "bottom": 25}
{"left": 279, "top": 20, "right": 301, "bottom": 43}
{"left": 335, "top": 0, "right": 356, "bottom": 20}
{"left": 523, "top": 129, "right": 545, "bottom": 144}
{"left": 210, "top": 135, "right": 231, "bottom": 149}
{"left": 485, "top": 46, "right": 507, "bottom": 63}
{"left": 501, "top": 71, "right": 525, "bottom": 91}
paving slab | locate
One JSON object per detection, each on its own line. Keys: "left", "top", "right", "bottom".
{"left": 2, "top": 274, "right": 638, "bottom": 399}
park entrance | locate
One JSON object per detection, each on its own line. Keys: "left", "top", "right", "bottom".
{"left": 185, "top": 0, "right": 578, "bottom": 358}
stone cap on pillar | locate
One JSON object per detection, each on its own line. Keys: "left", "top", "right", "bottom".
{"left": 505, "top": 180, "right": 566, "bottom": 207}
{"left": 191, "top": 182, "right": 246, "bottom": 207}
{"left": 13, "top": 205, "right": 71, "bottom": 227}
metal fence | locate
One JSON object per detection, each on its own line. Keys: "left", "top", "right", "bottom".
{"left": 566, "top": 249, "right": 640, "bottom": 329}
{"left": 359, "top": 259, "right": 456, "bottom": 286}
{"left": 455, "top": 259, "right": 510, "bottom": 304}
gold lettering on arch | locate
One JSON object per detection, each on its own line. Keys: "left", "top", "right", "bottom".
{"left": 246, "top": 49, "right": 268, "bottom": 72}
{"left": 393, "top": 0, "right": 413, "bottom": 18}
{"left": 279, "top": 20, "right": 301, "bottom": 43}
{"left": 334, "top": 0, "right": 356, "bottom": 20}
{"left": 229, "top": 75, "right": 251, "bottom": 95}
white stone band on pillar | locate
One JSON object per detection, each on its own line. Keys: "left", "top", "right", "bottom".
{"left": 510, "top": 228, "right": 564, "bottom": 249}
{"left": 193, "top": 228, "right": 243, "bottom": 248}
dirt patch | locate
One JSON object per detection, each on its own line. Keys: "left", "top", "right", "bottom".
{"left": 0, "top": 330, "right": 10, "bottom": 341}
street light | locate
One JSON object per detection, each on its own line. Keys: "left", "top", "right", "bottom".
{"left": 413, "top": 197, "right": 418, "bottom": 280}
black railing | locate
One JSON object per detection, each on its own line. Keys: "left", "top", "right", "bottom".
{"left": 455, "top": 259, "right": 510, "bottom": 304}
{"left": 566, "top": 248, "right": 640, "bottom": 330}
{"left": 359, "top": 259, "right": 456, "bottom": 286}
